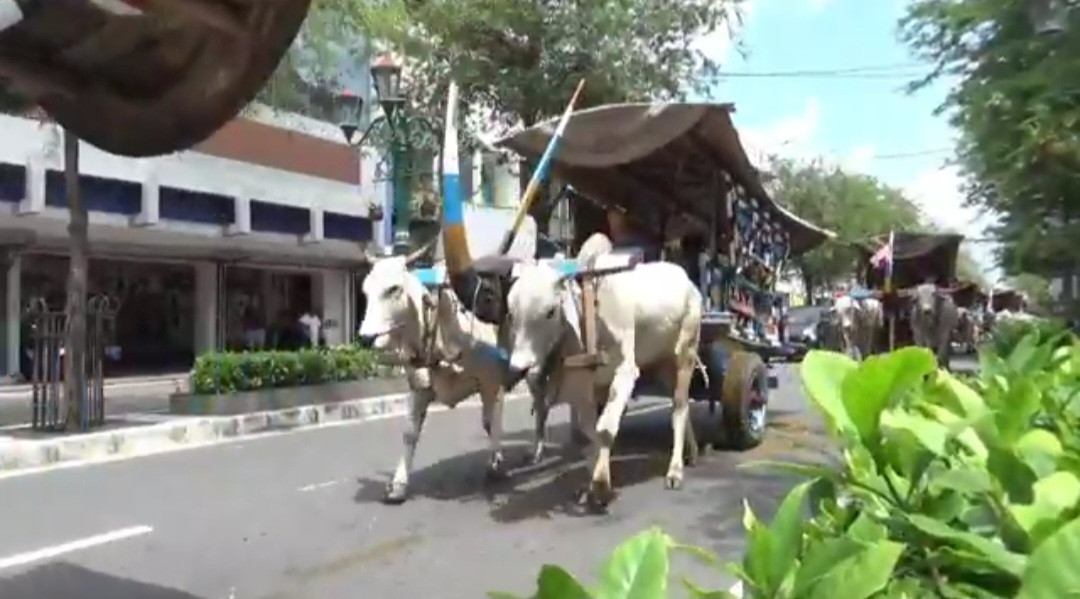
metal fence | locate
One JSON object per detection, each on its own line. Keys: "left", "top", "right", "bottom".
{"left": 24, "top": 295, "right": 118, "bottom": 431}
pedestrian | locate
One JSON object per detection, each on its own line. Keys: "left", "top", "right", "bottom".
{"left": 298, "top": 308, "right": 322, "bottom": 348}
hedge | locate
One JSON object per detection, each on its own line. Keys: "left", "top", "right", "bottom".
{"left": 191, "top": 345, "right": 381, "bottom": 395}
{"left": 501, "top": 333, "right": 1080, "bottom": 599}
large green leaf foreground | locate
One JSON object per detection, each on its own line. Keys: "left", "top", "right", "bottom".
{"left": 496, "top": 331, "right": 1080, "bottom": 599}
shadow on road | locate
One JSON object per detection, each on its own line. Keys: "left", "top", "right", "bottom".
{"left": 0, "top": 562, "right": 207, "bottom": 599}
{"left": 354, "top": 402, "right": 838, "bottom": 525}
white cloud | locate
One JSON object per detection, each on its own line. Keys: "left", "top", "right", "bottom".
{"left": 842, "top": 144, "right": 876, "bottom": 173}
{"left": 901, "top": 165, "right": 1002, "bottom": 281}
{"left": 740, "top": 97, "right": 822, "bottom": 164}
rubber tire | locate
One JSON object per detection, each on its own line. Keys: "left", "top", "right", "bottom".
{"left": 719, "top": 351, "right": 767, "bottom": 450}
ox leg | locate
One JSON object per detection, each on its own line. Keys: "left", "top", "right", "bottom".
{"left": 588, "top": 362, "right": 639, "bottom": 510}
{"left": 666, "top": 361, "right": 696, "bottom": 490}
{"left": 526, "top": 374, "right": 549, "bottom": 465}
{"left": 384, "top": 387, "right": 434, "bottom": 505}
{"left": 481, "top": 388, "right": 509, "bottom": 482}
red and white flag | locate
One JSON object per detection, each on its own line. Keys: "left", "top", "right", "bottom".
{"left": 870, "top": 231, "right": 894, "bottom": 269}
{"left": 87, "top": 0, "right": 147, "bottom": 15}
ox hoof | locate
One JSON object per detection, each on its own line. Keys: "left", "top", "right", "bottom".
{"left": 382, "top": 482, "right": 409, "bottom": 505}
{"left": 526, "top": 444, "right": 546, "bottom": 466}
{"left": 665, "top": 474, "right": 684, "bottom": 491}
{"left": 580, "top": 483, "right": 615, "bottom": 513}
{"left": 484, "top": 458, "right": 509, "bottom": 483}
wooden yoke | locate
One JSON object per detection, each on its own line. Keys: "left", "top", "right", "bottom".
{"left": 561, "top": 256, "right": 639, "bottom": 371}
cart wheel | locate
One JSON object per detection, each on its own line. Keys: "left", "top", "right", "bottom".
{"left": 719, "top": 351, "right": 768, "bottom": 450}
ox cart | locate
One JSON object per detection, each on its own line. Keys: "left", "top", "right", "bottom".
{"left": 853, "top": 231, "right": 970, "bottom": 356}
{"left": 483, "top": 102, "right": 836, "bottom": 449}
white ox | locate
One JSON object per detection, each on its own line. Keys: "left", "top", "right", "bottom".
{"left": 502, "top": 235, "right": 703, "bottom": 510}
{"left": 358, "top": 247, "right": 542, "bottom": 504}
{"left": 910, "top": 282, "right": 960, "bottom": 369}
{"left": 830, "top": 294, "right": 884, "bottom": 360}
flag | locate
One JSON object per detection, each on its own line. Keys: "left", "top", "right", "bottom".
{"left": 869, "top": 231, "right": 896, "bottom": 293}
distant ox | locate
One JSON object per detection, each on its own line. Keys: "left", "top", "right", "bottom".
{"left": 357, "top": 243, "right": 543, "bottom": 504}
{"left": 502, "top": 234, "right": 703, "bottom": 510}
{"left": 910, "top": 282, "right": 959, "bottom": 369}
{"left": 830, "top": 293, "right": 884, "bottom": 360}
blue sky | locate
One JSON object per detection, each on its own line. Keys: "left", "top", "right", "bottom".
{"left": 696, "top": 0, "right": 1000, "bottom": 280}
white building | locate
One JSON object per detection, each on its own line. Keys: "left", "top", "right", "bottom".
{"left": 0, "top": 107, "right": 523, "bottom": 379}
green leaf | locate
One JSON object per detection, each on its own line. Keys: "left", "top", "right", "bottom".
{"left": 535, "top": 565, "right": 592, "bottom": 599}
{"left": 840, "top": 347, "right": 937, "bottom": 449}
{"left": 679, "top": 577, "right": 737, "bottom": 599}
{"left": 846, "top": 512, "right": 888, "bottom": 543}
{"left": 760, "top": 481, "right": 814, "bottom": 595}
{"left": 1016, "top": 429, "right": 1064, "bottom": 477}
{"left": 800, "top": 350, "right": 859, "bottom": 441}
{"left": 1008, "top": 471, "right": 1080, "bottom": 544}
{"left": 1016, "top": 516, "right": 1080, "bottom": 599}
{"left": 804, "top": 540, "right": 906, "bottom": 599}
{"left": 906, "top": 514, "right": 1027, "bottom": 577}
{"left": 792, "top": 537, "right": 864, "bottom": 596}
{"left": 594, "top": 528, "right": 670, "bottom": 599}
{"left": 928, "top": 464, "right": 994, "bottom": 496}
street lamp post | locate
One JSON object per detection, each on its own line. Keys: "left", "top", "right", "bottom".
{"left": 334, "top": 54, "right": 438, "bottom": 256}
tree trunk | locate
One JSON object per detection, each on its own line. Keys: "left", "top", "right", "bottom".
{"left": 62, "top": 129, "right": 89, "bottom": 430}
{"left": 802, "top": 273, "right": 815, "bottom": 304}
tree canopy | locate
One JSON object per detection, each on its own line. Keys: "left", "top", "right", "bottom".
{"left": 899, "top": 0, "right": 1080, "bottom": 276}
{"left": 341, "top": 0, "right": 745, "bottom": 133}
{"left": 768, "top": 156, "right": 988, "bottom": 293}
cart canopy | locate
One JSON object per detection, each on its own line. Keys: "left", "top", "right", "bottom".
{"left": 856, "top": 231, "right": 964, "bottom": 290}
{"left": 495, "top": 102, "right": 835, "bottom": 256}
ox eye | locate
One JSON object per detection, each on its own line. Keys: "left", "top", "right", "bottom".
{"left": 384, "top": 285, "right": 402, "bottom": 298}
{"left": 545, "top": 306, "right": 557, "bottom": 319}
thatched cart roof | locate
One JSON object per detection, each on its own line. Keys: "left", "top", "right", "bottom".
{"left": 495, "top": 102, "right": 836, "bottom": 256}
{"left": 855, "top": 231, "right": 964, "bottom": 290}
{"left": 0, "top": 0, "right": 310, "bottom": 156}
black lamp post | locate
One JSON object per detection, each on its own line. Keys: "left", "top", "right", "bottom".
{"left": 1029, "top": 0, "right": 1073, "bottom": 35}
{"left": 334, "top": 54, "right": 438, "bottom": 256}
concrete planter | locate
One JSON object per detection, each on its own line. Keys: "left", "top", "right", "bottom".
{"left": 169, "top": 377, "right": 411, "bottom": 416}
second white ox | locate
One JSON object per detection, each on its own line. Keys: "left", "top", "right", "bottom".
{"left": 503, "top": 242, "right": 704, "bottom": 510}
{"left": 357, "top": 246, "right": 542, "bottom": 505}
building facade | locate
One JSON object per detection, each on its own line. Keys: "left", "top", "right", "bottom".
{"left": 0, "top": 106, "right": 389, "bottom": 378}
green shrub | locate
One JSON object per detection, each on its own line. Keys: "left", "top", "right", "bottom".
{"left": 501, "top": 334, "right": 1080, "bottom": 599}
{"left": 987, "top": 316, "right": 1072, "bottom": 357}
{"left": 191, "top": 345, "right": 381, "bottom": 394}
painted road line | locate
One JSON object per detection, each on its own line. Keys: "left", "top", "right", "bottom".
{"left": 0, "top": 525, "right": 153, "bottom": 571}
{"left": 298, "top": 479, "right": 343, "bottom": 492}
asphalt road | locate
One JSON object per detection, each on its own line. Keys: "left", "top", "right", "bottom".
{"left": 0, "top": 364, "right": 832, "bottom": 599}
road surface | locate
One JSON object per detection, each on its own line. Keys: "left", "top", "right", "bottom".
{"left": 0, "top": 364, "right": 831, "bottom": 599}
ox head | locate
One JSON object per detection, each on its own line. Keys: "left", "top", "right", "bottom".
{"left": 912, "top": 283, "right": 938, "bottom": 318}
{"left": 503, "top": 262, "right": 570, "bottom": 378}
{"left": 357, "top": 241, "right": 435, "bottom": 350}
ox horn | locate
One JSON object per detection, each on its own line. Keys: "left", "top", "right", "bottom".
{"left": 440, "top": 80, "right": 482, "bottom": 309}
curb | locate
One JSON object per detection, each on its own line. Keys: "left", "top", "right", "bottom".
{"left": 0, "top": 388, "right": 528, "bottom": 474}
